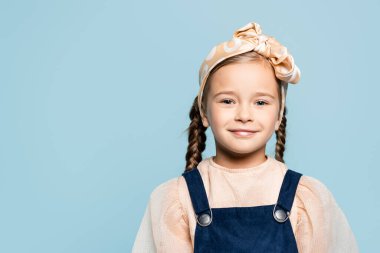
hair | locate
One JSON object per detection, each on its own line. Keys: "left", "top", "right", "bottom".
{"left": 184, "top": 50, "right": 288, "bottom": 172}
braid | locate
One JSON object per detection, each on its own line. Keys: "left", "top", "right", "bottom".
{"left": 184, "top": 96, "right": 207, "bottom": 172}
{"left": 275, "top": 106, "right": 287, "bottom": 163}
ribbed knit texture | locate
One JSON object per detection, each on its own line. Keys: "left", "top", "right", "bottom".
{"left": 132, "top": 155, "right": 359, "bottom": 253}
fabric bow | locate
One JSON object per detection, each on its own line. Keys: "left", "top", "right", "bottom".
{"left": 233, "top": 22, "right": 300, "bottom": 84}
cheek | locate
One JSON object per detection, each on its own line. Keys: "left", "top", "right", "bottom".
{"left": 256, "top": 108, "right": 279, "bottom": 125}
{"left": 208, "top": 104, "right": 233, "bottom": 126}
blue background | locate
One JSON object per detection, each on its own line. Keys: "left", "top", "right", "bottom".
{"left": 1, "top": 0, "right": 378, "bottom": 252}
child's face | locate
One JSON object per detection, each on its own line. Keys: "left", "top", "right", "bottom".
{"left": 203, "top": 62, "right": 281, "bottom": 157}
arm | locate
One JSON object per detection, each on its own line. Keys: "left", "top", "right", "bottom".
{"left": 132, "top": 200, "right": 157, "bottom": 253}
{"left": 132, "top": 178, "right": 193, "bottom": 253}
{"left": 295, "top": 176, "right": 360, "bottom": 253}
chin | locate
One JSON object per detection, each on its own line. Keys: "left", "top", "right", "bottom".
{"left": 232, "top": 148, "right": 261, "bottom": 155}
{"left": 221, "top": 143, "right": 262, "bottom": 155}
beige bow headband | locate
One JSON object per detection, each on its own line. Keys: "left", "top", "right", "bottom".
{"left": 197, "top": 21, "right": 301, "bottom": 125}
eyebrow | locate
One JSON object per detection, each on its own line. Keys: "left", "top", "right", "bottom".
{"left": 213, "top": 90, "right": 276, "bottom": 99}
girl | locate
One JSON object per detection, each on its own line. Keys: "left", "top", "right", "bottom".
{"left": 132, "top": 21, "right": 359, "bottom": 252}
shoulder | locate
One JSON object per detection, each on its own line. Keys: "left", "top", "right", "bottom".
{"left": 294, "top": 174, "right": 341, "bottom": 222}
{"left": 148, "top": 176, "right": 188, "bottom": 223}
{"left": 149, "top": 176, "right": 181, "bottom": 208}
{"left": 296, "top": 174, "right": 335, "bottom": 205}
{"left": 136, "top": 176, "right": 193, "bottom": 251}
{"left": 150, "top": 177, "right": 179, "bottom": 200}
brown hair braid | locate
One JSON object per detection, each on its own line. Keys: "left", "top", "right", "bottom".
{"left": 184, "top": 51, "right": 288, "bottom": 171}
{"left": 184, "top": 97, "right": 207, "bottom": 172}
{"left": 275, "top": 106, "right": 287, "bottom": 163}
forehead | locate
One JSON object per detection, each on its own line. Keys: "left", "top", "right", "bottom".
{"left": 209, "top": 62, "right": 278, "bottom": 95}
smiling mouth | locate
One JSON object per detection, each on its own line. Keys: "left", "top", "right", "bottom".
{"left": 229, "top": 130, "right": 257, "bottom": 137}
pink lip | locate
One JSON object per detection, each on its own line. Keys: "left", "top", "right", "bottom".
{"left": 229, "top": 129, "right": 256, "bottom": 133}
{"left": 229, "top": 129, "right": 257, "bottom": 138}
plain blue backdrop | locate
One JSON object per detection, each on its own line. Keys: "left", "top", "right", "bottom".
{"left": 1, "top": 0, "right": 379, "bottom": 252}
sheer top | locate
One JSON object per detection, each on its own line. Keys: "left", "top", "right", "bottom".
{"left": 132, "top": 155, "right": 359, "bottom": 253}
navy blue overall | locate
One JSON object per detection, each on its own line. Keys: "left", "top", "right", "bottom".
{"left": 182, "top": 166, "right": 302, "bottom": 253}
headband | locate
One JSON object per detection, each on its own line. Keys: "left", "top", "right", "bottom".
{"left": 197, "top": 21, "right": 301, "bottom": 125}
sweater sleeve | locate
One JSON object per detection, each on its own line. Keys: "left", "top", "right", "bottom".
{"left": 295, "top": 175, "right": 360, "bottom": 253}
{"left": 132, "top": 177, "right": 193, "bottom": 253}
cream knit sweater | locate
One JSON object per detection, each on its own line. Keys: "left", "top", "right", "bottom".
{"left": 132, "top": 155, "right": 359, "bottom": 253}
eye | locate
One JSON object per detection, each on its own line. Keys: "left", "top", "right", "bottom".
{"left": 256, "top": 100, "right": 268, "bottom": 106}
{"left": 221, "top": 99, "right": 235, "bottom": 104}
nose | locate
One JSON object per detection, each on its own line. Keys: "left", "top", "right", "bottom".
{"left": 235, "top": 102, "right": 254, "bottom": 122}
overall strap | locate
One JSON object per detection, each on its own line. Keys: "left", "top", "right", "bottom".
{"left": 182, "top": 168, "right": 211, "bottom": 215}
{"left": 276, "top": 169, "right": 303, "bottom": 212}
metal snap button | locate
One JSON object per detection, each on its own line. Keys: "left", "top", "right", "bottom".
{"left": 196, "top": 211, "right": 213, "bottom": 227}
{"left": 273, "top": 204, "right": 290, "bottom": 223}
